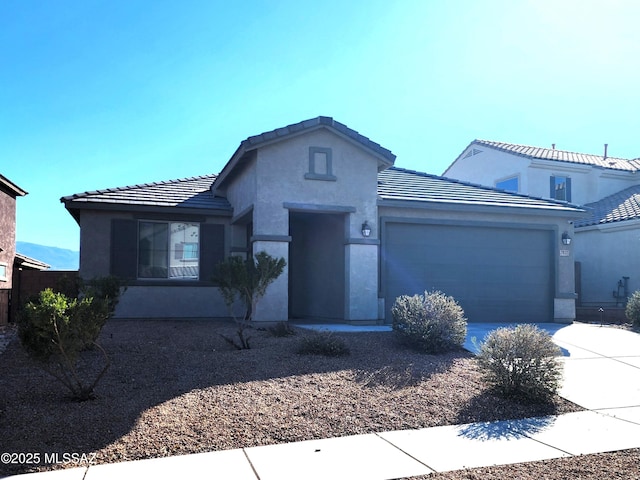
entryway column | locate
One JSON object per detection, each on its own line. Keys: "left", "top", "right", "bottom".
{"left": 345, "top": 241, "right": 380, "bottom": 322}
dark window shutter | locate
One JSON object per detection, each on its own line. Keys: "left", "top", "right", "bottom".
{"left": 549, "top": 176, "right": 556, "bottom": 199}
{"left": 111, "top": 219, "right": 138, "bottom": 280}
{"left": 200, "top": 224, "right": 225, "bottom": 282}
{"left": 566, "top": 177, "right": 572, "bottom": 202}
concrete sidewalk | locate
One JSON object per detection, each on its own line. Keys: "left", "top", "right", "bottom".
{"left": 6, "top": 323, "right": 640, "bottom": 479}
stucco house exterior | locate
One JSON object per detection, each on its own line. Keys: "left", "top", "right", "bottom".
{"left": 0, "top": 175, "right": 27, "bottom": 324}
{"left": 62, "top": 118, "right": 584, "bottom": 324}
{"left": 444, "top": 140, "right": 640, "bottom": 310}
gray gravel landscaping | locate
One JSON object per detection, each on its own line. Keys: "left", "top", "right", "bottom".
{"left": 0, "top": 319, "right": 637, "bottom": 477}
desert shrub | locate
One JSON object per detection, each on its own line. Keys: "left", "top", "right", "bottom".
{"left": 267, "top": 321, "right": 297, "bottom": 337}
{"left": 477, "top": 324, "right": 562, "bottom": 402}
{"left": 17, "top": 277, "right": 124, "bottom": 401}
{"left": 391, "top": 290, "right": 467, "bottom": 353}
{"left": 214, "top": 251, "right": 286, "bottom": 349}
{"left": 296, "top": 331, "right": 350, "bottom": 357}
{"left": 625, "top": 290, "right": 640, "bottom": 327}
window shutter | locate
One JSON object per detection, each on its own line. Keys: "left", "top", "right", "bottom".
{"left": 549, "top": 176, "right": 556, "bottom": 199}
{"left": 111, "top": 219, "right": 138, "bottom": 280}
{"left": 200, "top": 224, "right": 225, "bottom": 282}
{"left": 566, "top": 177, "right": 572, "bottom": 202}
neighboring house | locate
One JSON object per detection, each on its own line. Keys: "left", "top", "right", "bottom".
{"left": 0, "top": 174, "right": 27, "bottom": 325}
{"left": 444, "top": 140, "right": 640, "bottom": 309}
{"left": 62, "top": 117, "right": 584, "bottom": 324}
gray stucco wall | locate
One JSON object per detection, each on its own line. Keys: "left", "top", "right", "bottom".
{"left": 575, "top": 223, "right": 640, "bottom": 305}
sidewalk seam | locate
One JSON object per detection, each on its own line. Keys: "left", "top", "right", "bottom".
{"left": 242, "top": 448, "right": 261, "bottom": 480}
{"left": 374, "top": 432, "right": 436, "bottom": 474}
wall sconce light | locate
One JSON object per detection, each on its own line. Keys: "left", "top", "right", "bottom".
{"left": 561, "top": 232, "right": 572, "bottom": 245}
{"left": 361, "top": 221, "right": 371, "bottom": 238}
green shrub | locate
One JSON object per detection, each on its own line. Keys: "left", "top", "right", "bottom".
{"left": 296, "top": 331, "right": 350, "bottom": 357}
{"left": 17, "top": 277, "right": 124, "bottom": 401}
{"left": 625, "top": 290, "right": 640, "bottom": 327}
{"left": 477, "top": 324, "right": 562, "bottom": 402}
{"left": 391, "top": 290, "right": 467, "bottom": 353}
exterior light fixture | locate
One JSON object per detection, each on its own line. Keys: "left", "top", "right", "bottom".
{"left": 361, "top": 221, "right": 371, "bottom": 238}
{"left": 561, "top": 232, "right": 572, "bottom": 245}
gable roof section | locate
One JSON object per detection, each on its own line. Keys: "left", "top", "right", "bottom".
{"left": 451, "top": 140, "right": 639, "bottom": 173}
{"left": 61, "top": 174, "right": 231, "bottom": 222}
{"left": 213, "top": 116, "right": 396, "bottom": 191}
{"left": 575, "top": 185, "right": 640, "bottom": 228}
{"left": 378, "top": 167, "right": 585, "bottom": 214}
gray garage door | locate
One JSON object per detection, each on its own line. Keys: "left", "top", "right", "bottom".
{"left": 383, "top": 222, "right": 554, "bottom": 323}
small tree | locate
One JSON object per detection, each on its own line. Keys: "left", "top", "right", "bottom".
{"left": 17, "top": 277, "right": 124, "bottom": 401}
{"left": 214, "top": 251, "right": 286, "bottom": 349}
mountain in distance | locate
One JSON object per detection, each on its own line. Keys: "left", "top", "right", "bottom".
{"left": 16, "top": 241, "right": 79, "bottom": 271}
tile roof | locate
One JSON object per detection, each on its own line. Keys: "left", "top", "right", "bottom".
{"left": 471, "top": 140, "right": 639, "bottom": 172}
{"left": 242, "top": 116, "right": 396, "bottom": 164}
{"left": 378, "top": 167, "right": 584, "bottom": 213}
{"left": 575, "top": 185, "right": 640, "bottom": 228}
{"left": 61, "top": 174, "right": 231, "bottom": 211}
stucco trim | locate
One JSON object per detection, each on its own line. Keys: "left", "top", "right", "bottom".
{"left": 250, "top": 235, "right": 292, "bottom": 243}
{"left": 283, "top": 202, "right": 356, "bottom": 213}
{"left": 345, "top": 238, "right": 380, "bottom": 245}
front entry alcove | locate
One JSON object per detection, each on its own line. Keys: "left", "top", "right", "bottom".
{"left": 288, "top": 211, "right": 346, "bottom": 320}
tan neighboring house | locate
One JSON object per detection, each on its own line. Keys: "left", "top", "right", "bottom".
{"left": 0, "top": 175, "right": 27, "bottom": 325}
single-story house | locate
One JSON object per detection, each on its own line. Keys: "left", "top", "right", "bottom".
{"left": 444, "top": 140, "right": 640, "bottom": 309}
{"left": 62, "top": 117, "right": 584, "bottom": 323}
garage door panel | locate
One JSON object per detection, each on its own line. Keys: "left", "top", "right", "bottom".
{"left": 384, "top": 223, "right": 553, "bottom": 323}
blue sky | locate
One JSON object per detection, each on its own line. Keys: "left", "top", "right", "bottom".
{"left": 2, "top": 0, "right": 640, "bottom": 251}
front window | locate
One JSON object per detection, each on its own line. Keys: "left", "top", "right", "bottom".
{"left": 0, "top": 263, "right": 6, "bottom": 282}
{"left": 138, "top": 221, "right": 199, "bottom": 280}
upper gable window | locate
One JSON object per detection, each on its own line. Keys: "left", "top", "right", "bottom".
{"left": 550, "top": 175, "right": 571, "bottom": 202}
{"left": 305, "top": 147, "right": 336, "bottom": 181}
{"left": 496, "top": 176, "right": 519, "bottom": 192}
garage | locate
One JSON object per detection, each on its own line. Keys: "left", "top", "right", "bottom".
{"left": 382, "top": 221, "right": 554, "bottom": 323}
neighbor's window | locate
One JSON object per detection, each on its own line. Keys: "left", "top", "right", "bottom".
{"left": 138, "top": 221, "right": 200, "bottom": 280}
{"left": 550, "top": 175, "right": 571, "bottom": 202}
{"left": 0, "top": 263, "right": 6, "bottom": 282}
{"left": 496, "top": 176, "right": 519, "bottom": 192}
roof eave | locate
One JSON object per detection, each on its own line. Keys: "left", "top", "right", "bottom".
{"left": 377, "top": 197, "right": 587, "bottom": 218}
{"left": 62, "top": 199, "right": 233, "bottom": 221}
{"left": 0, "top": 174, "right": 28, "bottom": 197}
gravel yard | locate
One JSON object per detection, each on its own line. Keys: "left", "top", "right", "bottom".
{"left": 0, "top": 319, "right": 637, "bottom": 478}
